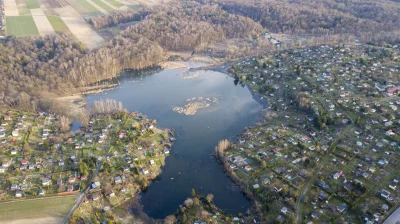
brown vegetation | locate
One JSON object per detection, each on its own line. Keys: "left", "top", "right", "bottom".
{"left": 203, "top": 0, "right": 400, "bottom": 45}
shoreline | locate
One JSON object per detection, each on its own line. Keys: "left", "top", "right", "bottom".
{"left": 57, "top": 56, "right": 217, "bottom": 117}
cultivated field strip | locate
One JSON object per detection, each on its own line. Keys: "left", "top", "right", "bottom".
{"left": 29, "top": 8, "right": 56, "bottom": 36}
{"left": 85, "top": 0, "right": 108, "bottom": 14}
{"left": 61, "top": 16, "right": 104, "bottom": 49}
{"left": 4, "top": 0, "right": 19, "bottom": 16}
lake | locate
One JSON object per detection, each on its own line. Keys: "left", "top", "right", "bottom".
{"left": 86, "top": 65, "right": 266, "bottom": 219}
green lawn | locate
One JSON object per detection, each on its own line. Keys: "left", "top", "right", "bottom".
{"left": 92, "top": 0, "right": 114, "bottom": 12}
{"left": 103, "top": 0, "right": 123, "bottom": 8}
{"left": 76, "top": 0, "right": 103, "bottom": 16}
{"left": 6, "top": 16, "right": 39, "bottom": 37}
{"left": 47, "top": 16, "right": 69, "bottom": 33}
{"left": 0, "top": 196, "right": 76, "bottom": 222}
{"left": 25, "top": 0, "right": 40, "bottom": 9}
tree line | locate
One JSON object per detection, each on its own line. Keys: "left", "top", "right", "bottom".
{"left": 201, "top": 0, "right": 400, "bottom": 45}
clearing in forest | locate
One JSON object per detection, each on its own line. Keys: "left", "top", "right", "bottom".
{"left": 6, "top": 16, "right": 39, "bottom": 36}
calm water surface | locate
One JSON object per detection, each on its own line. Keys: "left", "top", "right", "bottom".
{"left": 86, "top": 66, "right": 266, "bottom": 219}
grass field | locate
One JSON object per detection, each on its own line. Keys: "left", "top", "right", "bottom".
{"left": 103, "top": 0, "right": 123, "bottom": 8}
{"left": 26, "top": 0, "right": 40, "bottom": 9}
{"left": 17, "top": 4, "right": 31, "bottom": 15}
{"left": 128, "top": 4, "right": 141, "bottom": 11}
{"left": 76, "top": 0, "right": 103, "bottom": 16}
{"left": 92, "top": 0, "right": 114, "bottom": 12}
{"left": 6, "top": 16, "right": 39, "bottom": 36}
{"left": 47, "top": 16, "right": 69, "bottom": 33}
{"left": 0, "top": 196, "right": 76, "bottom": 222}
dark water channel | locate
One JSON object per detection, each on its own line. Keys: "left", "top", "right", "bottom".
{"left": 86, "top": 65, "right": 266, "bottom": 219}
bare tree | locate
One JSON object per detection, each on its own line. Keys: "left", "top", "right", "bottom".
{"left": 215, "top": 139, "right": 230, "bottom": 158}
{"left": 60, "top": 115, "right": 70, "bottom": 132}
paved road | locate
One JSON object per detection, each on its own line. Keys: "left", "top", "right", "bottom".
{"left": 61, "top": 153, "right": 109, "bottom": 224}
{"left": 295, "top": 126, "right": 349, "bottom": 224}
{"left": 383, "top": 206, "right": 400, "bottom": 224}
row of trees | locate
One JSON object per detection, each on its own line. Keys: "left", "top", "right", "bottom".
{"left": 89, "top": 8, "right": 149, "bottom": 30}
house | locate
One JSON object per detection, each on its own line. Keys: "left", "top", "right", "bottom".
{"left": 0, "top": 166, "right": 5, "bottom": 173}
{"left": 333, "top": 170, "right": 343, "bottom": 180}
{"left": 122, "top": 167, "right": 130, "bottom": 173}
{"left": 10, "top": 184, "right": 18, "bottom": 191}
{"left": 10, "top": 150, "right": 17, "bottom": 155}
{"left": 318, "top": 192, "right": 328, "bottom": 201}
{"left": 141, "top": 168, "right": 149, "bottom": 175}
{"left": 4, "top": 115, "right": 11, "bottom": 121}
{"left": 262, "top": 177, "right": 271, "bottom": 185}
{"left": 114, "top": 176, "right": 122, "bottom": 184}
{"left": 91, "top": 181, "right": 100, "bottom": 189}
{"left": 92, "top": 193, "right": 100, "bottom": 201}
{"left": 2, "top": 159, "right": 11, "bottom": 167}
{"left": 244, "top": 165, "right": 252, "bottom": 172}
{"left": 381, "top": 189, "right": 390, "bottom": 199}
{"left": 38, "top": 189, "right": 45, "bottom": 196}
{"left": 318, "top": 180, "right": 330, "bottom": 190}
{"left": 57, "top": 178, "right": 63, "bottom": 185}
{"left": 389, "top": 179, "right": 398, "bottom": 190}
{"left": 311, "top": 212, "right": 320, "bottom": 219}
{"left": 149, "top": 160, "right": 155, "bottom": 166}
{"left": 253, "top": 184, "right": 260, "bottom": 189}
{"left": 281, "top": 207, "right": 288, "bottom": 214}
{"left": 11, "top": 130, "right": 18, "bottom": 137}
{"left": 42, "top": 178, "right": 51, "bottom": 186}
{"left": 42, "top": 129, "right": 49, "bottom": 137}
{"left": 68, "top": 177, "right": 76, "bottom": 183}
{"left": 336, "top": 203, "right": 347, "bottom": 213}
{"left": 67, "top": 185, "right": 73, "bottom": 192}
{"left": 21, "top": 159, "right": 28, "bottom": 165}
{"left": 15, "top": 190, "right": 23, "bottom": 198}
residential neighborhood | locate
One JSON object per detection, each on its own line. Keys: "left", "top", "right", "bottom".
{"left": 0, "top": 110, "right": 173, "bottom": 223}
{"left": 220, "top": 44, "right": 400, "bottom": 223}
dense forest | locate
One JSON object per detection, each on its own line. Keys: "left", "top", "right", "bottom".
{"left": 122, "top": 2, "right": 263, "bottom": 51}
{"left": 0, "top": 35, "right": 164, "bottom": 112}
{"left": 201, "top": 0, "right": 400, "bottom": 45}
